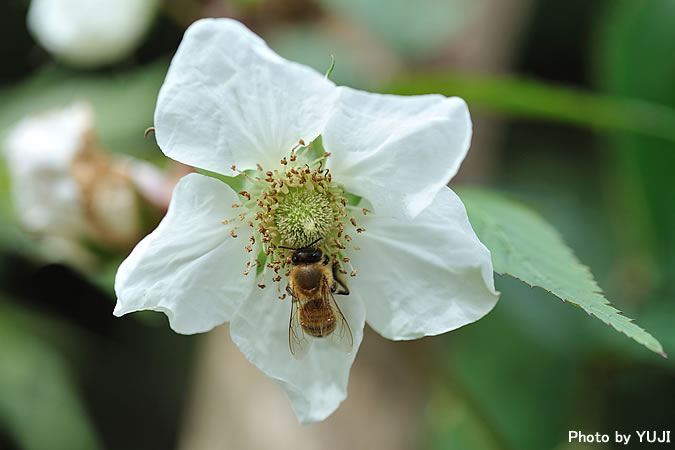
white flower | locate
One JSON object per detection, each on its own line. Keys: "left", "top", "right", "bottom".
{"left": 3, "top": 102, "right": 170, "bottom": 265}
{"left": 27, "top": 0, "right": 158, "bottom": 68}
{"left": 113, "top": 18, "right": 498, "bottom": 423}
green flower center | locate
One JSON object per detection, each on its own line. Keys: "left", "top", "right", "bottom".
{"left": 223, "top": 139, "right": 366, "bottom": 290}
{"left": 275, "top": 189, "right": 333, "bottom": 248}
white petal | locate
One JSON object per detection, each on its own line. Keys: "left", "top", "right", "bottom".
{"left": 348, "top": 186, "right": 498, "bottom": 340}
{"left": 27, "top": 0, "right": 158, "bottom": 67}
{"left": 324, "top": 86, "right": 472, "bottom": 218}
{"left": 114, "top": 173, "right": 255, "bottom": 334}
{"left": 155, "top": 18, "right": 338, "bottom": 175}
{"left": 229, "top": 283, "right": 366, "bottom": 423}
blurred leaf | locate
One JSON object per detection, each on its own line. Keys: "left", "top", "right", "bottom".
{"left": 444, "top": 281, "right": 582, "bottom": 450}
{"left": 386, "top": 73, "right": 675, "bottom": 143}
{"left": 317, "top": 0, "right": 475, "bottom": 56}
{"left": 425, "top": 379, "right": 506, "bottom": 450}
{"left": 457, "top": 187, "right": 665, "bottom": 356}
{"left": 0, "top": 59, "right": 169, "bottom": 158}
{"left": 594, "top": 0, "right": 675, "bottom": 272}
{"left": 0, "top": 304, "right": 103, "bottom": 450}
{"left": 266, "top": 23, "right": 386, "bottom": 89}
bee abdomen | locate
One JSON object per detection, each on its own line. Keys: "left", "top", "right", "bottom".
{"left": 300, "top": 299, "right": 336, "bottom": 337}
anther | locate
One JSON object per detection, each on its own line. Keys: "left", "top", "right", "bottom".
{"left": 362, "top": 208, "right": 370, "bottom": 215}
{"left": 239, "top": 190, "right": 251, "bottom": 200}
{"left": 350, "top": 270, "right": 357, "bottom": 277}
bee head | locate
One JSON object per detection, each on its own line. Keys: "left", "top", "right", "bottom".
{"left": 291, "top": 248, "right": 323, "bottom": 265}
{"left": 280, "top": 237, "right": 324, "bottom": 265}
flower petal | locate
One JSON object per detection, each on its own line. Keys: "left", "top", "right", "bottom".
{"left": 154, "top": 18, "right": 338, "bottom": 175}
{"left": 229, "top": 283, "right": 366, "bottom": 423}
{"left": 114, "top": 173, "right": 255, "bottom": 334}
{"left": 348, "top": 186, "right": 498, "bottom": 340}
{"left": 324, "top": 86, "right": 472, "bottom": 218}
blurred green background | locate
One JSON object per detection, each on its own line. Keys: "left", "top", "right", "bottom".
{"left": 0, "top": 0, "right": 673, "bottom": 449}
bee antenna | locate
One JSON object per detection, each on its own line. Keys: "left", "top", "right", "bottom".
{"left": 306, "top": 237, "right": 323, "bottom": 248}
{"left": 279, "top": 237, "right": 323, "bottom": 251}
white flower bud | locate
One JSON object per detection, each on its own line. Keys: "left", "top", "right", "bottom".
{"left": 3, "top": 103, "right": 170, "bottom": 266}
{"left": 27, "top": 0, "right": 158, "bottom": 68}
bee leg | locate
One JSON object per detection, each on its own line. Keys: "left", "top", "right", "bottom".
{"left": 286, "top": 284, "right": 293, "bottom": 296}
{"left": 332, "top": 263, "right": 350, "bottom": 295}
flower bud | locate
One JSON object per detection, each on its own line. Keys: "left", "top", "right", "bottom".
{"left": 3, "top": 102, "right": 171, "bottom": 266}
{"left": 27, "top": 0, "right": 158, "bottom": 68}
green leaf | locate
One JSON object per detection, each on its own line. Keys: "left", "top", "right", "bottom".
{"left": 457, "top": 187, "right": 665, "bottom": 357}
{"left": 385, "top": 72, "right": 675, "bottom": 143}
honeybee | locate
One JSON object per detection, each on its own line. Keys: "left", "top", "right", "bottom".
{"left": 282, "top": 241, "right": 353, "bottom": 359}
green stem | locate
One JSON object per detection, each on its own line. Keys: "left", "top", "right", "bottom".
{"left": 385, "top": 72, "right": 675, "bottom": 143}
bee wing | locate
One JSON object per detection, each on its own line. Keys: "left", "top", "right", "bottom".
{"left": 322, "top": 282, "right": 354, "bottom": 353}
{"left": 288, "top": 289, "right": 311, "bottom": 360}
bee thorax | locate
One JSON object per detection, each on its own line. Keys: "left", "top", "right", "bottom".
{"left": 294, "top": 265, "right": 326, "bottom": 292}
